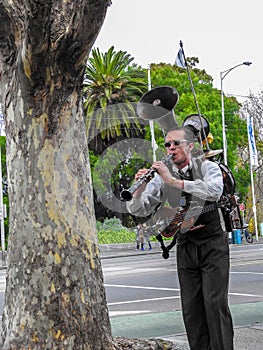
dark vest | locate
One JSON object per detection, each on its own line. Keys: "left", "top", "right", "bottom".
{"left": 164, "top": 158, "right": 224, "bottom": 245}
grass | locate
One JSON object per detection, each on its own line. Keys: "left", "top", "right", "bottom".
{"left": 97, "top": 229, "right": 136, "bottom": 244}
{"left": 96, "top": 217, "right": 172, "bottom": 244}
{"left": 97, "top": 228, "right": 171, "bottom": 245}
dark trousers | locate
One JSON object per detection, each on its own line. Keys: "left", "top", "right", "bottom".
{"left": 176, "top": 234, "right": 234, "bottom": 350}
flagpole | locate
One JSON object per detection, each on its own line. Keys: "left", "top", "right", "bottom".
{"left": 249, "top": 161, "right": 259, "bottom": 241}
{"left": 147, "top": 65, "right": 157, "bottom": 161}
{"left": 178, "top": 41, "right": 210, "bottom": 150}
{"left": 247, "top": 115, "right": 259, "bottom": 241}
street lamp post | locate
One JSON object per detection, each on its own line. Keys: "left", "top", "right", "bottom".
{"left": 220, "top": 61, "right": 252, "bottom": 165}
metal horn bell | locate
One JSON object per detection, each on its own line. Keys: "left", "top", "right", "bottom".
{"left": 183, "top": 114, "right": 210, "bottom": 141}
{"left": 137, "top": 86, "right": 179, "bottom": 132}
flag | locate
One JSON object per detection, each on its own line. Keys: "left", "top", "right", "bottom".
{"left": 175, "top": 48, "right": 186, "bottom": 68}
{"left": 247, "top": 115, "right": 258, "bottom": 166}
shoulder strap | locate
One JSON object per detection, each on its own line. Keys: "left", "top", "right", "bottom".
{"left": 191, "top": 157, "right": 204, "bottom": 179}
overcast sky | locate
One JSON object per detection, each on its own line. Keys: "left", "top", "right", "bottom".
{"left": 94, "top": 0, "right": 262, "bottom": 101}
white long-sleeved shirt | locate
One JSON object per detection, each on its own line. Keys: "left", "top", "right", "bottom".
{"left": 126, "top": 158, "right": 224, "bottom": 218}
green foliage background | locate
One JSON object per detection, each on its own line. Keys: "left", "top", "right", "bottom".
{"left": 0, "top": 51, "right": 255, "bottom": 245}
{"left": 141, "top": 63, "right": 250, "bottom": 200}
{"left": 86, "top": 54, "right": 252, "bottom": 228}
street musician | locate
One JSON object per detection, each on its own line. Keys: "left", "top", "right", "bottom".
{"left": 127, "top": 125, "right": 234, "bottom": 350}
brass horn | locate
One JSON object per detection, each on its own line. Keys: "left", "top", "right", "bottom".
{"left": 137, "top": 86, "right": 179, "bottom": 132}
{"left": 183, "top": 114, "right": 210, "bottom": 141}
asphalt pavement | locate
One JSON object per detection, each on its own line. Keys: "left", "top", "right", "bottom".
{"left": 0, "top": 240, "right": 262, "bottom": 349}
{"left": 99, "top": 240, "right": 263, "bottom": 350}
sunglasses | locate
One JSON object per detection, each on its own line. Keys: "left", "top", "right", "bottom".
{"left": 164, "top": 139, "right": 189, "bottom": 148}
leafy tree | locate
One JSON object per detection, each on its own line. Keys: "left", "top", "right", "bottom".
{"left": 83, "top": 47, "right": 148, "bottom": 224}
{"left": 240, "top": 92, "right": 263, "bottom": 226}
{"left": 83, "top": 46, "right": 147, "bottom": 152}
{"left": 0, "top": 1, "right": 120, "bottom": 349}
{"left": 89, "top": 59, "right": 252, "bottom": 227}
{"left": 91, "top": 142, "right": 153, "bottom": 225}
{"left": 147, "top": 62, "right": 250, "bottom": 201}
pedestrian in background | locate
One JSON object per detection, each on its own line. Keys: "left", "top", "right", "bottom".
{"left": 135, "top": 223, "right": 145, "bottom": 251}
{"left": 143, "top": 224, "right": 153, "bottom": 250}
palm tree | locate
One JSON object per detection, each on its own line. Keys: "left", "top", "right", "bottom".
{"left": 83, "top": 46, "right": 147, "bottom": 151}
{"left": 83, "top": 47, "right": 147, "bottom": 225}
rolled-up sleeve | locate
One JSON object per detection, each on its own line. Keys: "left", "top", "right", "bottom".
{"left": 126, "top": 174, "right": 164, "bottom": 217}
{"left": 183, "top": 160, "right": 223, "bottom": 201}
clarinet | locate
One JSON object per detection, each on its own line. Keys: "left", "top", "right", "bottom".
{"left": 120, "top": 153, "right": 174, "bottom": 201}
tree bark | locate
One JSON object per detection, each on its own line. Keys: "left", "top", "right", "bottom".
{"left": 0, "top": 1, "right": 118, "bottom": 349}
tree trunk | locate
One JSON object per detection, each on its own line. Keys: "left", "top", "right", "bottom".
{"left": 0, "top": 1, "right": 118, "bottom": 349}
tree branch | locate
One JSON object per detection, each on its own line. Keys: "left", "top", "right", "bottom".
{"left": 0, "top": 1, "right": 24, "bottom": 70}
{"left": 50, "top": 0, "right": 111, "bottom": 79}
{"left": 0, "top": 0, "right": 111, "bottom": 119}
{"left": 20, "top": 0, "right": 110, "bottom": 83}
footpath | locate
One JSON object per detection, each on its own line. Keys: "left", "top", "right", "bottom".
{"left": 99, "top": 240, "right": 263, "bottom": 350}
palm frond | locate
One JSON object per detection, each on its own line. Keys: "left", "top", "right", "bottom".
{"left": 83, "top": 46, "right": 147, "bottom": 145}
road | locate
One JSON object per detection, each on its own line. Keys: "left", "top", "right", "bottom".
{"left": 0, "top": 242, "right": 262, "bottom": 339}
{"left": 102, "top": 243, "right": 263, "bottom": 338}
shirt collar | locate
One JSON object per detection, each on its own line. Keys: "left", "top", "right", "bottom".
{"left": 172, "top": 161, "right": 192, "bottom": 175}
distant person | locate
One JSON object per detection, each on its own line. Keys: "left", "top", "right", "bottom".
{"left": 135, "top": 223, "right": 145, "bottom": 251}
{"left": 143, "top": 224, "right": 153, "bottom": 250}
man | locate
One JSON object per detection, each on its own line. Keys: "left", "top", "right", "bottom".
{"left": 135, "top": 223, "right": 145, "bottom": 251}
{"left": 127, "top": 126, "right": 234, "bottom": 350}
{"left": 142, "top": 224, "right": 153, "bottom": 250}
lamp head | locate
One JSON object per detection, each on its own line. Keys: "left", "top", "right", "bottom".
{"left": 243, "top": 61, "right": 252, "bottom": 66}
